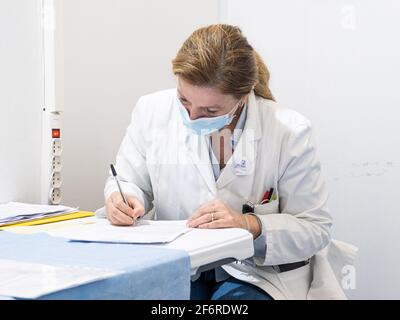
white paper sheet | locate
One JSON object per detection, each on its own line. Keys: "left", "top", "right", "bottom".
{"left": 0, "top": 202, "right": 78, "bottom": 226}
{"left": 0, "top": 259, "right": 121, "bottom": 299}
{"left": 47, "top": 218, "right": 192, "bottom": 244}
{"left": 0, "top": 202, "right": 75, "bottom": 218}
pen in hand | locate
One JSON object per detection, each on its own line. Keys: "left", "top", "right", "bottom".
{"left": 110, "top": 164, "right": 128, "bottom": 205}
{"left": 110, "top": 164, "right": 145, "bottom": 224}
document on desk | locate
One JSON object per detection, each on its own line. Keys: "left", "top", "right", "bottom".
{"left": 0, "top": 202, "right": 78, "bottom": 226}
{"left": 0, "top": 259, "right": 121, "bottom": 299}
{"left": 47, "top": 218, "right": 192, "bottom": 244}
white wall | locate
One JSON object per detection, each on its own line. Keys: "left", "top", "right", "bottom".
{"left": 56, "top": 0, "right": 219, "bottom": 211}
{"left": 220, "top": 0, "right": 400, "bottom": 299}
{"left": 0, "top": 0, "right": 43, "bottom": 204}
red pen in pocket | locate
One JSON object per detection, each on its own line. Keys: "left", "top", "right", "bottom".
{"left": 261, "top": 188, "right": 274, "bottom": 204}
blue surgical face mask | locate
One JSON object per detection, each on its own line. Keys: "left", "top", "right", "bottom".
{"left": 178, "top": 99, "right": 242, "bottom": 135}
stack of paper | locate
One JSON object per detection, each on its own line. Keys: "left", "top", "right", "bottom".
{"left": 0, "top": 202, "right": 79, "bottom": 227}
{"left": 0, "top": 259, "right": 121, "bottom": 299}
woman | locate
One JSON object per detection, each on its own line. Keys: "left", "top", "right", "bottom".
{"left": 104, "top": 24, "right": 336, "bottom": 300}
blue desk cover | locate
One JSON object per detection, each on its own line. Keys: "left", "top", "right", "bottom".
{"left": 0, "top": 231, "right": 190, "bottom": 300}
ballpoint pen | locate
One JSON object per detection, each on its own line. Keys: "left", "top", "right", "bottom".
{"left": 110, "top": 164, "right": 145, "bottom": 222}
{"left": 261, "top": 187, "right": 274, "bottom": 205}
{"left": 267, "top": 187, "right": 274, "bottom": 202}
{"left": 110, "top": 164, "right": 127, "bottom": 205}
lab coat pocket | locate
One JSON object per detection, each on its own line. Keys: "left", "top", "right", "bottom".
{"left": 276, "top": 263, "right": 312, "bottom": 300}
{"left": 254, "top": 200, "right": 279, "bottom": 215}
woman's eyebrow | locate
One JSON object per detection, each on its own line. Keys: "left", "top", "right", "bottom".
{"left": 177, "top": 89, "right": 221, "bottom": 109}
{"left": 201, "top": 103, "right": 221, "bottom": 110}
{"left": 177, "top": 89, "right": 187, "bottom": 99}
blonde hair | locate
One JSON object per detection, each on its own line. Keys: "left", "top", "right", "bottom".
{"left": 172, "top": 24, "right": 274, "bottom": 101}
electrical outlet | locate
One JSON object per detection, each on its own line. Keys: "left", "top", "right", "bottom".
{"left": 52, "top": 138, "right": 62, "bottom": 156}
{"left": 51, "top": 171, "right": 62, "bottom": 188}
{"left": 52, "top": 156, "right": 62, "bottom": 171}
{"left": 50, "top": 187, "right": 61, "bottom": 204}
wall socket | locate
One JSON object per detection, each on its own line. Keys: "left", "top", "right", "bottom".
{"left": 52, "top": 138, "right": 62, "bottom": 156}
{"left": 51, "top": 171, "right": 62, "bottom": 188}
{"left": 50, "top": 187, "right": 61, "bottom": 204}
{"left": 52, "top": 155, "right": 62, "bottom": 172}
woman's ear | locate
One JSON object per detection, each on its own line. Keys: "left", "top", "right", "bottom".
{"left": 243, "top": 92, "right": 251, "bottom": 106}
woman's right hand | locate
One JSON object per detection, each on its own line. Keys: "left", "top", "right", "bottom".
{"left": 105, "top": 191, "right": 145, "bottom": 226}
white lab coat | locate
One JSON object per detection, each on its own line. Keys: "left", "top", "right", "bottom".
{"left": 104, "top": 88, "right": 358, "bottom": 300}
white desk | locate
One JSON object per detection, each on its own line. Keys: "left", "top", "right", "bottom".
{"left": 158, "top": 227, "right": 254, "bottom": 276}
{"left": 5, "top": 216, "right": 254, "bottom": 277}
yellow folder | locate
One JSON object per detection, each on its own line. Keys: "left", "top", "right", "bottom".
{"left": 0, "top": 211, "right": 94, "bottom": 230}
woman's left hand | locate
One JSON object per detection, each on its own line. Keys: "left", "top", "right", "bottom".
{"left": 187, "top": 199, "right": 246, "bottom": 230}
